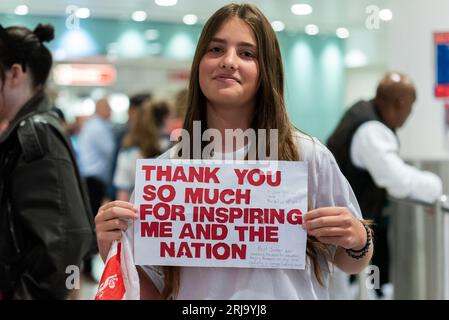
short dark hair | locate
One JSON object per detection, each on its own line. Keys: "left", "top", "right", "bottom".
{"left": 151, "top": 101, "right": 170, "bottom": 128}
{"left": 0, "top": 24, "right": 54, "bottom": 89}
{"left": 129, "top": 93, "right": 152, "bottom": 109}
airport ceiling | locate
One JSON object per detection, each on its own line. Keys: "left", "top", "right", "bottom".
{"left": 0, "top": 0, "right": 391, "bottom": 33}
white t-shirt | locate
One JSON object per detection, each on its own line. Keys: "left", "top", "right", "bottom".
{"left": 351, "top": 121, "right": 442, "bottom": 203}
{"left": 135, "top": 131, "right": 363, "bottom": 299}
{"left": 114, "top": 147, "right": 142, "bottom": 192}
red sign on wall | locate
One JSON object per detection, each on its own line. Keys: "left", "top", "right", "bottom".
{"left": 168, "top": 70, "right": 190, "bottom": 82}
{"left": 53, "top": 64, "right": 116, "bottom": 86}
{"left": 434, "top": 32, "right": 449, "bottom": 98}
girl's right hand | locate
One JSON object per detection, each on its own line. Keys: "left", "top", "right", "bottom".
{"left": 95, "top": 200, "right": 138, "bottom": 262}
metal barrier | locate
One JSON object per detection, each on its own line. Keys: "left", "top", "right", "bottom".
{"left": 357, "top": 195, "right": 449, "bottom": 299}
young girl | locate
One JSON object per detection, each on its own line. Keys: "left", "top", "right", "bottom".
{"left": 95, "top": 3, "right": 373, "bottom": 299}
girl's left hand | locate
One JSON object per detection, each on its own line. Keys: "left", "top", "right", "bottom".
{"left": 303, "top": 207, "right": 367, "bottom": 250}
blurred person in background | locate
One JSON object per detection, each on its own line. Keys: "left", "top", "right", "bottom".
{"left": 78, "top": 97, "right": 115, "bottom": 280}
{"left": 109, "top": 93, "right": 152, "bottom": 200}
{"left": 113, "top": 101, "right": 163, "bottom": 201}
{"left": 151, "top": 100, "right": 172, "bottom": 151}
{"left": 167, "top": 88, "right": 188, "bottom": 141}
{"left": 115, "top": 93, "right": 153, "bottom": 153}
{"left": 327, "top": 71, "right": 443, "bottom": 298}
{"left": 0, "top": 23, "right": 95, "bottom": 299}
{"left": 126, "top": 93, "right": 153, "bottom": 138}
{"left": 66, "top": 115, "right": 88, "bottom": 155}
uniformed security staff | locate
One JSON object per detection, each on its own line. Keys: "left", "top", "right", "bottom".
{"left": 327, "top": 72, "right": 442, "bottom": 298}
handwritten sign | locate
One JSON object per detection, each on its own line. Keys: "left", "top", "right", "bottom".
{"left": 134, "top": 159, "right": 308, "bottom": 269}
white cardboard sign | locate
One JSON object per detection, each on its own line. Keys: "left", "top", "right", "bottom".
{"left": 134, "top": 159, "right": 308, "bottom": 269}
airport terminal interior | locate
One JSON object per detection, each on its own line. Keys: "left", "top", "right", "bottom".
{"left": 0, "top": 0, "right": 448, "bottom": 300}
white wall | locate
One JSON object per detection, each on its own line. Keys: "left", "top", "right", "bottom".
{"left": 345, "top": 66, "right": 386, "bottom": 109}
{"left": 343, "top": 24, "right": 387, "bottom": 110}
{"left": 388, "top": 0, "right": 449, "bottom": 161}
{"left": 111, "top": 57, "right": 190, "bottom": 100}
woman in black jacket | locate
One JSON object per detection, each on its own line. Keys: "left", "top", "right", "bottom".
{"left": 0, "top": 23, "right": 96, "bottom": 299}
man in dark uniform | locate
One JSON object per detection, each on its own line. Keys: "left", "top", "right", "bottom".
{"left": 327, "top": 72, "right": 442, "bottom": 298}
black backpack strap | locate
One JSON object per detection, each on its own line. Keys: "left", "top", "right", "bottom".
{"left": 29, "top": 111, "right": 96, "bottom": 240}
{"left": 16, "top": 118, "right": 45, "bottom": 162}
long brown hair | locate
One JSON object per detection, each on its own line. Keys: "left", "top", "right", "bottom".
{"left": 162, "top": 3, "right": 331, "bottom": 299}
{"left": 122, "top": 101, "right": 161, "bottom": 158}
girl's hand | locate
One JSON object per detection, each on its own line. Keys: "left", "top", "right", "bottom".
{"left": 95, "top": 200, "right": 138, "bottom": 261}
{"left": 303, "top": 207, "right": 367, "bottom": 250}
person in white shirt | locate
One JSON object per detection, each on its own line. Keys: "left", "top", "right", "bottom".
{"left": 114, "top": 101, "right": 162, "bottom": 201}
{"left": 94, "top": 3, "right": 373, "bottom": 300}
{"left": 327, "top": 72, "right": 442, "bottom": 298}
